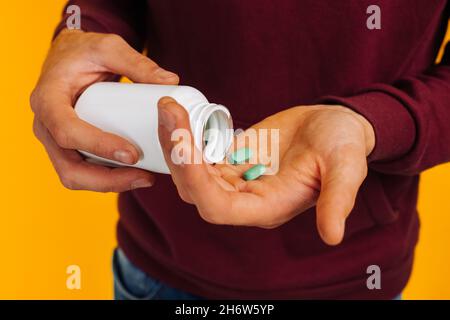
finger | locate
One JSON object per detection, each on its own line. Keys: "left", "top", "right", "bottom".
{"left": 157, "top": 97, "right": 230, "bottom": 211}
{"left": 315, "top": 149, "right": 367, "bottom": 245}
{"left": 35, "top": 89, "right": 140, "bottom": 164}
{"left": 216, "top": 165, "right": 247, "bottom": 191}
{"left": 206, "top": 164, "right": 222, "bottom": 177}
{"left": 63, "top": 162, "right": 155, "bottom": 192}
{"left": 35, "top": 118, "right": 154, "bottom": 192}
{"left": 96, "top": 34, "right": 179, "bottom": 85}
{"left": 157, "top": 97, "right": 272, "bottom": 226}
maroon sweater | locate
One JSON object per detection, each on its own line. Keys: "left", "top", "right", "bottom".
{"left": 56, "top": 1, "right": 450, "bottom": 299}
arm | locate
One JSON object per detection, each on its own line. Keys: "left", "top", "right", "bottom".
{"left": 321, "top": 24, "right": 450, "bottom": 176}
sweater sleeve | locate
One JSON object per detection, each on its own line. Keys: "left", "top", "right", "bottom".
{"left": 320, "top": 31, "right": 450, "bottom": 176}
{"left": 54, "top": 0, "right": 147, "bottom": 51}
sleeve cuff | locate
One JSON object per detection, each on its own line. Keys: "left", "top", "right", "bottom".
{"left": 318, "top": 89, "right": 416, "bottom": 162}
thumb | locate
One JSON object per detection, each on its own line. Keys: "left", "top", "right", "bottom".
{"left": 157, "top": 96, "right": 209, "bottom": 186}
{"left": 98, "top": 35, "right": 179, "bottom": 85}
{"left": 157, "top": 96, "right": 220, "bottom": 207}
{"left": 316, "top": 151, "right": 367, "bottom": 245}
{"left": 157, "top": 96, "right": 193, "bottom": 164}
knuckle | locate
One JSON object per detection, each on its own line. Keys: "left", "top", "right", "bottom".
{"left": 361, "top": 164, "right": 368, "bottom": 178}
{"left": 90, "top": 139, "right": 106, "bottom": 157}
{"left": 59, "top": 172, "right": 78, "bottom": 190}
{"left": 198, "top": 210, "right": 222, "bottom": 225}
{"left": 29, "top": 88, "right": 42, "bottom": 114}
{"left": 52, "top": 125, "right": 71, "bottom": 149}
{"left": 32, "top": 117, "right": 39, "bottom": 135}
{"left": 137, "top": 55, "right": 157, "bottom": 69}
{"left": 260, "top": 223, "right": 280, "bottom": 230}
{"left": 32, "top": 119, "right": 43, "bottom": 141}
{"left": 177, "top": 190, "right": 194, "bottom": 204}
{"left": 107, "top": 176, "right": 129, "bottom": 193}
{"left": 259, "top": 217, "right": 283, "bottom": 229}
{"left": 96, "top": 33, "right": 123, "bottom": 50}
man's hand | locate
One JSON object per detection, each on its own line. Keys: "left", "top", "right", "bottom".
{"left": 31, "top": 29, "right": 179, "bottom": 192}
{"left": 158, "top": 97, "right": 375, "bottom": 245}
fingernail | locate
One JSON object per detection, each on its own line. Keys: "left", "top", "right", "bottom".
{"left": 154, "top": 68, "right": 178, "bottom": 80}
{"left": 131, "top": 179, "right": 153, "bottom": 189}
{"left": 113, "top": 150, "right": 135, "bottom": 164}
{"left": 158, "top": 107, "right": 176, "bottom": 132}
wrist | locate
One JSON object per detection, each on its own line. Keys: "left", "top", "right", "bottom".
{"left": 324, "top": 105, "right": 375, "bottom": 156}
{"left": 293, "top": 104, "right": 376, "bottom": 156}
{"left": 350, "top": 109, "right": 376, "bottom": 156}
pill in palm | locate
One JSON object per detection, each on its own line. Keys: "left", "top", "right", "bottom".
{"left": 229, "top": 147, "right": 253, "bottom": 164}
{"left": 243, "top": 164, "right": 266, "bottom": 181}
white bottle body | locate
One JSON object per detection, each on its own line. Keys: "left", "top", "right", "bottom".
{"left": 74, "top": 82, "right": 233, "bottom": 174}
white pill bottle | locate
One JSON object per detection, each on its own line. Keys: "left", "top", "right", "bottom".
{"left": 74, "top": 82, "right": 233, "bottom": 174}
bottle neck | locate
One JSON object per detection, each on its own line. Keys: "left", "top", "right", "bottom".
{"left": 189, "top": 102, "right": 233, "bottom": 163}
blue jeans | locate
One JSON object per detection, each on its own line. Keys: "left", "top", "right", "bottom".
{"left": 113, "top": 248, "right": 402, "bottom": 300}
{"left": 113, "top": 248, "right": 202, "bottom": 300}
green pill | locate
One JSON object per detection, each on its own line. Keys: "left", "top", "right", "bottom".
{"left": 229, "top": 147, "right": 253, "bottom": 164}
{"left": 243, "top": 164, "right": 266, "bottom": 181}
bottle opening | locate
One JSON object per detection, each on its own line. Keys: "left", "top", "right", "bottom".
{"left": 202, "top": 108, "right": 233, "bottom": 163}
{"left": 190, "top": 102, "right": 233, "bottom": 164}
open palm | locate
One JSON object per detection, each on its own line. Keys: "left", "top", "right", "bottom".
{"left": 158, "top": 97, "right": 374, "bottom": 245}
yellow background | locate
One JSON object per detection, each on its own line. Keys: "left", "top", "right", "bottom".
{"left": 0, "top": 1, "right": 449, "bottom": 299}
